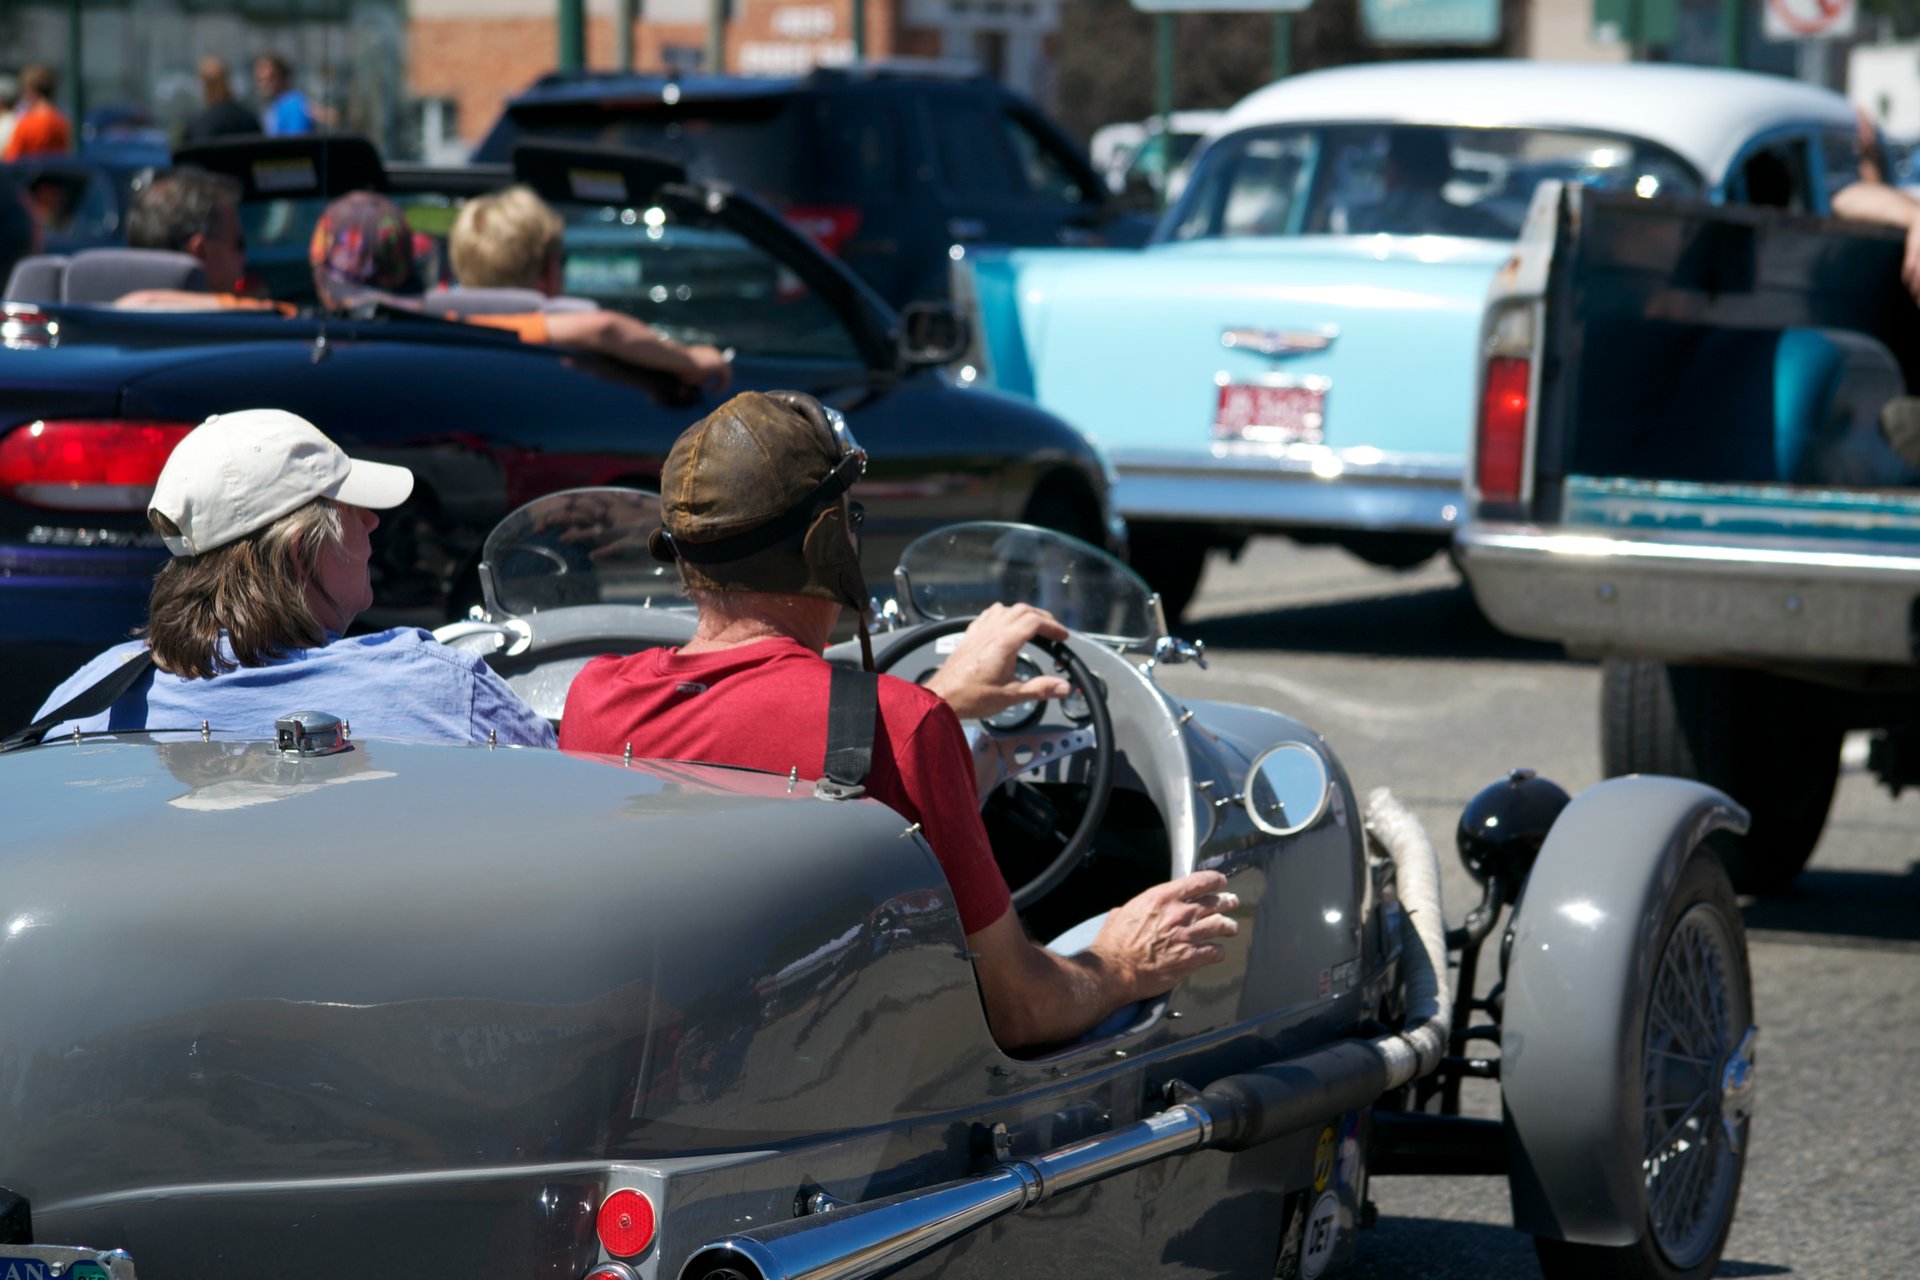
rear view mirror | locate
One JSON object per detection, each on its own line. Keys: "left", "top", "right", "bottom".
{"left": 898, "top": 301, "right": 967, "bottom": 367}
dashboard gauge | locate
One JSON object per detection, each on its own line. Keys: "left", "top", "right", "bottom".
{"left": 982, "top": 657, "right": 1045, "bottom": 730}
{"left": 1060, "top": 673, "right": 1103, "bottom": 724}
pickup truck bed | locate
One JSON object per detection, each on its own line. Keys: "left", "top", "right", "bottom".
{"left": 1457, "top": 186, "right": 1920, "bottom": 890}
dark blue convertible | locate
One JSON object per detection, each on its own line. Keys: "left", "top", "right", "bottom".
{"left": 0, "top": 137, "right": 1122, "bottom": 726}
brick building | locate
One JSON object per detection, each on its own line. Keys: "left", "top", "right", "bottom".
{"left": 408, "top": 0, "right": 1065, "bottom": 153}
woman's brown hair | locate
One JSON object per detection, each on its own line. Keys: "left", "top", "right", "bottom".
{"left": 141, "top": 498, "right": 346, "bottom": 679}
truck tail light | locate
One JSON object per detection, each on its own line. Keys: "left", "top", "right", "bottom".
{"left": 1476, "top": 357, "right": 1530, "bottom": 504}
{"left": 783, "top": 205, "right": 863, "bottom": 256}
{"left": 0, "top": 419, "right": 197, "bottom": 511}
{"left": 596, "top": 1188, "right": 656, "bottom": 1258}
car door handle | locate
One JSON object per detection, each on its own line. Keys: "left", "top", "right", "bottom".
{"left": 947, "top": 218, "right": 988, "bottom": 241}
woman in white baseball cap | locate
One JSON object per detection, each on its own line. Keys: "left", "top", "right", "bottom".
{"left": 25, "top": 409, "right": 555, "bottom": 747}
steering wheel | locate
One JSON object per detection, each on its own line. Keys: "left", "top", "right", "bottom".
{"left": 875, "top": 617, "right": 1115, "bottom": 909}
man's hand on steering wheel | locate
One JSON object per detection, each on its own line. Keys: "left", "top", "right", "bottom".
{"left": 922, "top": 604, "right": 1073, "bottom": 721}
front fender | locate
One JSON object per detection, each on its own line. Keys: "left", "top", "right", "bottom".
{"left": 1500, "top": 775, "right": 1748, "bottom": 1245}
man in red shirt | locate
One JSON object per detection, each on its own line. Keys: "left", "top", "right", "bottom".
{"left": 561, "top": 391, "right": 1239, "bottom": 1050}
{"left": 1, "top": 66, "right": 72, "bottom": 161}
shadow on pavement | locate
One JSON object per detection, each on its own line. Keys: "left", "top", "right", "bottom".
{"left": 1741, "top": 862, "right": 1920, "bottom": 950}
{"left": 1351, "top": 1216, "right": 1788, "bottom": 1278}
{"left": 1186, "top": 582, "right": 1577, "bottom": 665}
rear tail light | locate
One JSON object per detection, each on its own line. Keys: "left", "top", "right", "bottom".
{"left": 0, "top": 419, "right": 197, "bottom": 511}
{"left": 596, "top": 1188, "right": 656, "bottom": 1258}
{"left": 783, "top": 204, "right": 863, "bottom": 256}
{"left": 1, "top": 303, "right": 58, "bottom": 349}
{"left": 1474, "top": 304, "right": 1536, "bottom": 506}
{"left": 1476, "top": 357, "right": 1530, "bottom": 504}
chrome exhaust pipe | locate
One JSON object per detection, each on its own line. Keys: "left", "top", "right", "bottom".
{"left": 681, "top": 791, "right": 1448, "bottom": 1280}
{"left": 680, "top": 1104, "right": 1211, "bottom": 1280}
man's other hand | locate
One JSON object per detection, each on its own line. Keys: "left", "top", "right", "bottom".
{"left": 923, "top": 603, "right": 1073, "bottom": 721}
{"left": 1088, "top": 871, "right": 1240, "bottom": 1001}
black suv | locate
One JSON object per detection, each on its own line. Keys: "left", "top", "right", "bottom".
{"left": 474, "top": 64, "right": 1153, "bottom": 306}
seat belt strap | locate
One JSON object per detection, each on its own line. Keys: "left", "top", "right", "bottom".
{"left": 1, "top": 650, "right": 157, "bottom": 753}
{"left": 815, "top": 664, "right": 879, "bottom": 801}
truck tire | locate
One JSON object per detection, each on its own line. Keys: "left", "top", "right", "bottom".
{"left": 1127, "top": 536, "right": 1207, "bottom": 626}
{"left": 1601, "top": 660, "right": 1841, "bottom": 893}
{"left": 1530, "top": 848, "right": 1753, "bottom": 1280}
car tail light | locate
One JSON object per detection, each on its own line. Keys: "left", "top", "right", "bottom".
{"left": 582, "top": 1266, "right": 638, "bottom": 1280}
{"left": 596, "top": 1188, "right": 656, "bottom": 1258}
{"left": 0, "top": 419, "right": 197, "bottom": 511}
{"left": 783, "top": 204, "right": 863, "bottom": 256}
{"left": 1, "top": 303, "right": 58, "bottom": 349}
{"left": 1476, "top": 357, "right": 1530, "bottom": 505}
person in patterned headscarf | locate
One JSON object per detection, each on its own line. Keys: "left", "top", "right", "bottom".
{"left": 308, "top": 189, "right": 727, "bottom": 393}
{"left": 308, "top": 190, "right": 424, "bottom": 308}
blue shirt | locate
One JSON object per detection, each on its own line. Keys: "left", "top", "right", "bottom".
{"left": 263, "top": 90, "right": 314, "bottom": 137}
{"left": 34, "top": 628, "right": 556, "bottom": 748}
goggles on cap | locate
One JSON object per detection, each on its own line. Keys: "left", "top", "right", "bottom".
{"left": 823, "top": 405, "right": 867, "bottom": 483}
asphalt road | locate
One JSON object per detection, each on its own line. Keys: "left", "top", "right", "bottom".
{"left": 1152, "top": 538, "right": 1920, "bottom": 1280}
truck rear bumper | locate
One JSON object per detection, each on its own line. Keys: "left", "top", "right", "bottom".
{"left": 1457, "top": 523, "right": 1920, "bottom": 666}
{"left": 1111, "top": 447, "right": 1462, "bottom": 535}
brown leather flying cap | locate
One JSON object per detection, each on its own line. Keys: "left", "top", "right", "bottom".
{"left": 650, "top": 390, "right": 867, "bottom": 610}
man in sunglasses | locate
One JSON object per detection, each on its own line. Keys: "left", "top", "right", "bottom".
{"left": 560, "top": 391, "right": 1238, "bottom": 1051}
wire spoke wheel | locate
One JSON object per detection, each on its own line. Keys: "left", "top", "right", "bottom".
{"left": 1642, "top": 903, "right": 1744, "bottom": 1271}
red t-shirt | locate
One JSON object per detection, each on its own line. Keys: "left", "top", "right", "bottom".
{"left": 560, "top": 637, "right": 1013, "bottom": 935}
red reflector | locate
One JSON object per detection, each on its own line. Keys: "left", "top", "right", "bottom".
{"left": 783, "top": 204, "right": 863, "bottom": 256}
{"left": 596, "top": 1188, "right": 656, "bottom": 1258}
{"left": 1476, "top": 356, "right": 1530, "bottom": 504}
{"left": 0, "top": 419, "right": 197, "bottom": 511}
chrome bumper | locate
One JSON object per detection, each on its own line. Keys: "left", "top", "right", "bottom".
{"left": 1110, "top": 446, "right": 1462, "bottom": 535}
{"left": 1457, "top": 523, "right": 1920, "bottom": 666}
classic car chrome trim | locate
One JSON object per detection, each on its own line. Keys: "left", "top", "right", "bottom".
{"left": 1457, "top": 523, "right": 1920, "bottom": 665}
{"left": 1111, "top": 446, "right": 1462, "bottom": 534}
{"left": 1219, "top": 324, "right": 1338, "bottom": 357}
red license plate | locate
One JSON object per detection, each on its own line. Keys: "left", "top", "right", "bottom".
{"left": 1214, "top": 381, "right": 1327, "bottom": 444}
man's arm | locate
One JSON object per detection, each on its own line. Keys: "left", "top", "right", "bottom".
{"left": 543, "top": 309, "right": 732, "bottom": 394}
{"left": 966, "top": 872, "right": 1238, "bottom": 1049}
{"left": 1829, "top": 181, "right": 1920, "bottom": 305}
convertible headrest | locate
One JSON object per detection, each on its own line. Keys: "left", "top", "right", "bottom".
{"left": 431, "top": 286, "right": 597, "bottom": 317}
{"left": 4, "top": 254, "right": 70, "bottom": 303}
{"left": 62, "top": 248, "right": 209, "bottom": 303}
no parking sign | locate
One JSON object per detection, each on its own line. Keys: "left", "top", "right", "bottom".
{"left": 1762, "top": 0, "right": 1856, "bottom": 40}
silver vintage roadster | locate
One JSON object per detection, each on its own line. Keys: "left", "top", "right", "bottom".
{"left": 0, "top": 491, "right": 1756, "bottom": 1280}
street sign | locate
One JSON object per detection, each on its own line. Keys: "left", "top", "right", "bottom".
{"left": 1363, "top": 0, "right": 1500, "bottom": 44}
{"left": 1763, "top": 0, "right": 1856, "bottom": 40}
{"left": 1131, "top": 0, "right": 1312, "bottom": 12}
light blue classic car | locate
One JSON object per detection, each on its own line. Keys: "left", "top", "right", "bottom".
{"left": 953, "top": 60, "right": 1862, "bottom": 617}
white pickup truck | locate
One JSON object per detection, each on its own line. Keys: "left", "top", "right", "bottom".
{"left": 1456, "top": 183, "right": 1920, "bottom": 891}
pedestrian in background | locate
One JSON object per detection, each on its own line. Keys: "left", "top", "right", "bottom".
{"left": 2, "top": 65, "right": 73, "bottom": 161}
{"left": 253, "top": 54, "right": 315, "bottom": 137}
{"left": 183, "top": 57, "right": 261, "bottom": 144}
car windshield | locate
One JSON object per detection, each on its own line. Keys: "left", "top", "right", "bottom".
{"left": 482, "top": 488, "right": 688, "bottom": 618}
{"left": 897, "top": 522, "right": 1156, "bottom": 644}
{"left": 495, "top": 96, "right": 809, "bottom": 199}
{"left": 1166, "top": 124, "right": 1702, "bottom": 242}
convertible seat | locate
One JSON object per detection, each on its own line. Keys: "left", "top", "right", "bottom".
{"left": 60, "top": 249, "right": 208, "bottom": 303}
{"left": 4, "top": 254, "right": 69, "bottom": 302}
{"left": 433, "top": 286, "right": 596, "bottom": 316}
